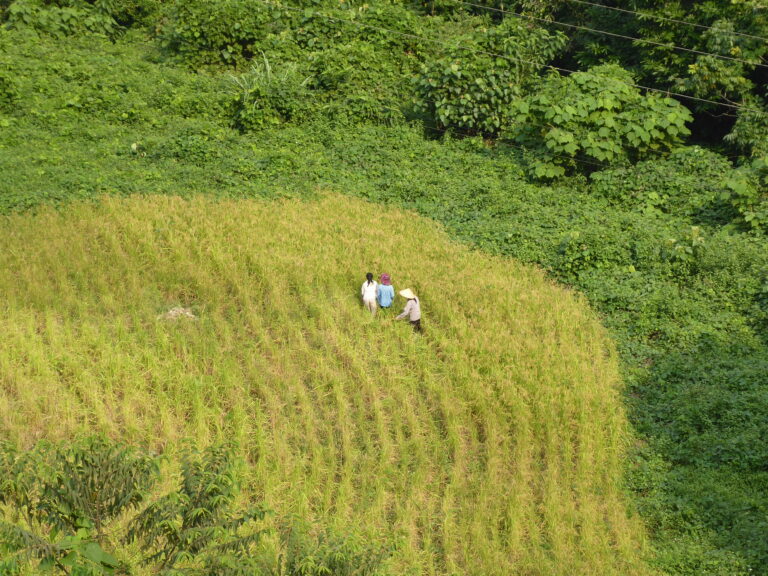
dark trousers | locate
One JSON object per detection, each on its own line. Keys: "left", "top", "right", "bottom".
{"left": 410, "top": 319, "right": 422, "bottom": 333}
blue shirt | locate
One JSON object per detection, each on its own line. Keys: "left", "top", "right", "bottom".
{"left": 377, "top": 284, "right": 395, "bottom": 308}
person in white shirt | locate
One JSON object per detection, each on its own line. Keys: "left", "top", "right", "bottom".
{"left": 361, "top": 272, "right": 378, "bottom": 315}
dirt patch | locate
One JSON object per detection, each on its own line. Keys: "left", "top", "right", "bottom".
{"left": 157, "top": 307, "right": 197, "bottom": 321}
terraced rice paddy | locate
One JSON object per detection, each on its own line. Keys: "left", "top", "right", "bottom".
{"left": 0, "top": 195, "right": 652, "bottom": 575}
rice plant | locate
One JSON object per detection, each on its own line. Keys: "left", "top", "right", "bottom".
{"left": 0, "top": 194, "right": 653, "bottom": 575}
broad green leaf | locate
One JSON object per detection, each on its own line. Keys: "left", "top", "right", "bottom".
{"left": 83, "top": 541, "right": 106, "bottom": 564}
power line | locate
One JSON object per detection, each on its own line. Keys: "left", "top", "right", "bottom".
{"left": 250, "top": 0, "right": 766, "bottom": 114}
{"left": 561, "top": 0, "right": 768, "bottom": 44}
{"left": 450, "top": 0, "right": 768, "bottom": 70}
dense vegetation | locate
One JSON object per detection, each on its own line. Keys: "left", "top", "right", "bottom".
{"left": 1, "top": 439, "right": 271, "bottom": 575}
{"left": 1, "top": 0, "right": 767, "bottom": 574}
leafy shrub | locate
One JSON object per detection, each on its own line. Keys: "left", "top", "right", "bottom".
{"left": 295, "top": 4, "right": 426, "bottom": 53}
{"left": 292, "top": 7, "right": 356, "bottom": 52}
{"left": 555, "top": 229, "right": 624, "bottom": 280}
{"left": 725, "top": 101, "right": 768, "bottom": 158}
{"left": 1, "top": 438, "right": 270, "bottom": 575}
{"left": 506, "top": 64, "right": 693, "bottom": 178}
{"left": 149, "top": 74, "right": 232, "bottom": 122}
{"left": 126, "top": 443, "right": 269, "bottom": 574}
{"left": 414, "top": 19, "right": 566, "bottom": 136}
{"left": 662, "top": 226, "right": 707, "bottom": 278}
{"left": 6, "top": 0, "right": 122, "bottom": 38}
{"left": 4, "top": 0, "right": 161, "bottom": 32}
{"left": 307, "top": 42, "right": 407, "bottom": 126}
{"left": 283, "top": 522, "right": 391, "bottom": 576}
{"left": 590, "top": 147, "right": 733, "bottom": 220}
{"left": 158, "top": 0, "right": 283, "bottom": 68}
{"left": 109, "top": 0, "right": 162, "bottom": 28}
{"left": 293, "top": 5, "right": 427, "bottom": 126}
{"left": 146, "top": 122, "right": 239, "bottom": 164}
{"left": 724, "top": 156, "right": 768, "bottom": 232}
{"left": 0, "top": 68, "right": 17, "bottom": 111}
{"left": 0, "top": 437, "right": 157, "bottom": 574}
{"left": 230, "top": 55, "right": 312, "bottom": 131}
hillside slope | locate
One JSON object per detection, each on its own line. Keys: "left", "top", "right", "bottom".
{"left": 0, "top": 194, "right": 651, "bottom": 575}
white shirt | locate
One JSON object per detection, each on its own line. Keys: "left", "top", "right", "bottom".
{"left": 361, "top": 280, "right": 378, "bottom": 302}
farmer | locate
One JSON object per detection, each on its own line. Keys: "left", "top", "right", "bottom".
{"left": 377, "top": 273, "right": 395, "bottom": 310}
{"left": 395, "top": 288, "right": 421, "bottom": 332}
{"left": 361, "top": 272, "right": 378, "bottom": 315}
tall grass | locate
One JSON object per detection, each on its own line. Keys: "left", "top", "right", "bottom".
{"left": 0, "top": 194, "right": 652, "bottom": 575}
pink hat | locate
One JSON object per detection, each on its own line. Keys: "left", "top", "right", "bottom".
{"left": 380, "top": 273, "right": 391, "bottom": 286}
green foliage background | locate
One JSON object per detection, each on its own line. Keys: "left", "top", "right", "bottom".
{"left": 1, "top": 0, "right": 768, "bottom": 573}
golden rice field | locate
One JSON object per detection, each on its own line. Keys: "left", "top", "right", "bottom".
{"left": 0, "top": 195, "right": 652, "bottom": 575}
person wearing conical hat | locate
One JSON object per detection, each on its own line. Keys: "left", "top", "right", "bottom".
{"left": 395, "top": 288, "right": 422, "bottom": 332}
{"left": 377, "top": 273, "right": 395, "bottom": 310}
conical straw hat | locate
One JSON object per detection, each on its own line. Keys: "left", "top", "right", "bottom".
{"left": 399, "top": 288, "right": 416, "bottom": 299}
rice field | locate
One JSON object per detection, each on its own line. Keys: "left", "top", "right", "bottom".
{"left": 0, "top": 194, "right": 652, "bottom": 575}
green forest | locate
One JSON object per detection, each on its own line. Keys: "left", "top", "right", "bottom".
{"left": 0, "top": 0, "right": 767, "bottom": 574}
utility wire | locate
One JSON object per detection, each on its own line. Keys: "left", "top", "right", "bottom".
{"left": 252, "top": 0, "right": 766, "bottom": 114}
{"left": 561, "top": 0, "right": 768, "bottom": 44}
{"left": 449, "top": 0, "right": 768, "bottom": 70}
